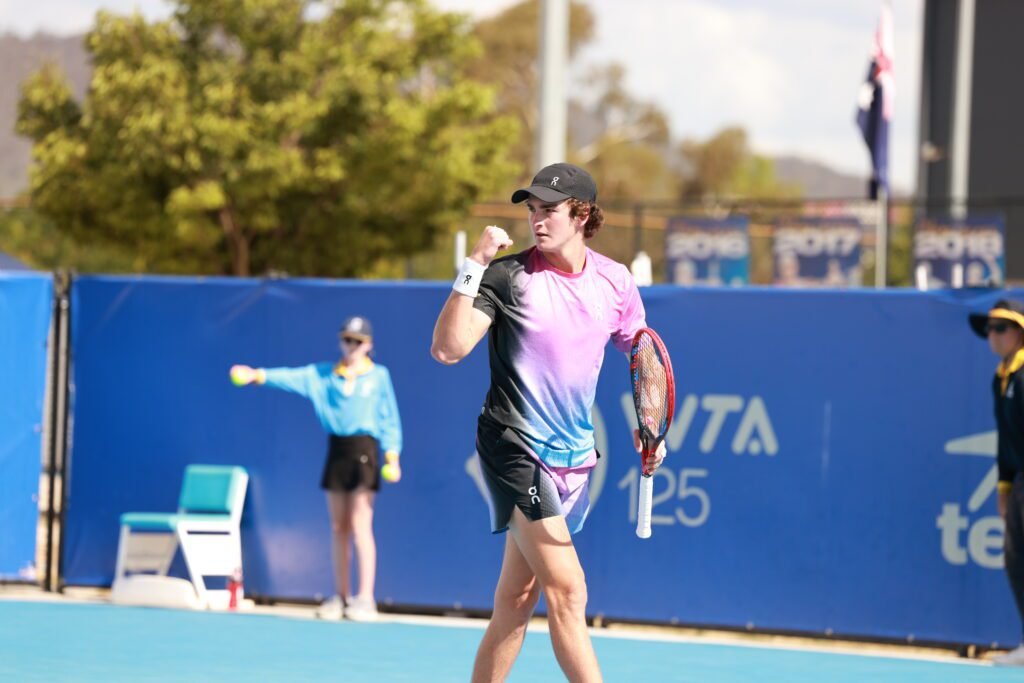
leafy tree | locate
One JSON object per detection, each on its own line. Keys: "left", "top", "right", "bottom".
{"left": 17, "top": 0, "right": 517, "bottom": 276}
{"left": 0, "top": 205, "right": 139, "bottom": 272}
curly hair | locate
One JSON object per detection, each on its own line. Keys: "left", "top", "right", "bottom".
{"left": 568, "top": 199, "right": 604, "bottom": 239}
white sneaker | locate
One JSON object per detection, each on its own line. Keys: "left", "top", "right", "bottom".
{"left": 994, "top": 644, "right": 1024, "bottom": 666}
{"left": 344, "top": 596, "right": 378, "bottom": 622}
{"left": 315, "top": 595, "right": 344, "bottom": 620}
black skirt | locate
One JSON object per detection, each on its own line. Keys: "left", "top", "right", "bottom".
{"left": 321, "top": 434, "right": 381, "bottom": 492}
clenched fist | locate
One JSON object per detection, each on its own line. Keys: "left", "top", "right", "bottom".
{"left": 469, "top": 225, "right": 514, "bottom": 266}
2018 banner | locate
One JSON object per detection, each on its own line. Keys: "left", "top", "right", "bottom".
{"left": 665, "top": 216, "right": 749, "bottom": 286}
{"left": 914, "top": 214, "right": 1005, "bottom": 288}
{"left": 773, "top": 216, "right": 863, "bottom": 287}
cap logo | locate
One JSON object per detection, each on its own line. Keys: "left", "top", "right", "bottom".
{"left": 550, "top": 177, "right": 559, "bottom": 186}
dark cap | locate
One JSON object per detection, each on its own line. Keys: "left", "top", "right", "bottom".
{"left": 968, "top": 299, "right": 1024, "bottom": 338}
{"left": 511, "top": 163, "right": 598, "bottom": 204}
{"left": 340, "top": 316, "right": 373, "bottom": 340}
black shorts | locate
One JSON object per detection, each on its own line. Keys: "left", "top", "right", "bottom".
{"left": 475, "top": 416, "right": 569, "bottom": 534}
{"left": 321, "top": 435, "right": 380, "bottom": 492}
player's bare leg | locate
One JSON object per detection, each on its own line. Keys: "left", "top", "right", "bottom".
{"left": 509, "top": 507, "right": 602, "bottom": 683}
{"left": 472, "top": 533, "right": 542, "bottom": 682}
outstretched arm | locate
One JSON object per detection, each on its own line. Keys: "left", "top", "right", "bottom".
{"left": 230, "top": 364, "right": 315, "bottom": 398}
{"left": 430, "top": 226, "right": 512, "bottom": 365}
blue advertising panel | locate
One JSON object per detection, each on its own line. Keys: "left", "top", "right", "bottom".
{"left": 914, "top": 214, "right": 1006, "bottom": 288}
{"left": 0, "top": 273, "right": 52, "bottom": 580}
{"left": 665, "top": 216, "right": 749, "bottom": 286}
{"left": 773, "top": 216, "right": 863, "bottom": 287}
{"left": 63, "top": 276, "right": 1022, "bottom": 646}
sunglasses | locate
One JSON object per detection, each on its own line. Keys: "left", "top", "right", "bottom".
{"left": 340, "top": 336, "right": 365, "bottom": 346}
{"left": 986, "top": 322, "right": 1013, "bottom": 335}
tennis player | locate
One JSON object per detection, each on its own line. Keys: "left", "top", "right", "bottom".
{"left": 230, "top": 316, "right": 402, "bottom": 621}
{"left": 431, "top": 163, "right": 666, "bottom": 682}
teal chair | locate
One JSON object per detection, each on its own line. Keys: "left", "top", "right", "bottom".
{"left": 112, "top": 465, "right": 248, "bottom": 609}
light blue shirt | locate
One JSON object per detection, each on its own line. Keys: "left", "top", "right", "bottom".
{"left": 262, "top": 362, "right": 402, "bottom": 454}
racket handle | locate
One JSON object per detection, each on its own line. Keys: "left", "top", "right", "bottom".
{"left": 636, "top": 472, "right": 653, "bottom": 539}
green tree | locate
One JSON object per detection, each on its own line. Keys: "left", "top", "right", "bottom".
{"left": 678, "top": 127, "right": 800, "bottom": 200}
{"left": 17, "top": 0, "right": 517, "bottom": 276}
{"left": 0, "top": 205, "right": 139, "bottom": 272}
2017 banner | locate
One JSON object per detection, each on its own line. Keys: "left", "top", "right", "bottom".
{"left": 773, "top": 216, "right": 863, "bottom": 287}
{"left": 665, "top": 216, "right": 749, "bottom": 286}
{"left": 914, "top": 214, "right": 1005, "bottom": 289}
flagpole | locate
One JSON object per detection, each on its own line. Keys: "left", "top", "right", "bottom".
{"left": 875, "top": 185, "right": 888, "bottom": 289}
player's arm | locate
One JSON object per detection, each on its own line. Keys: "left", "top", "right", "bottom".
{"left": 431, "top": 226, "right": 512, "bottom": 365}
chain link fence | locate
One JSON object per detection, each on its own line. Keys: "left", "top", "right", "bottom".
{"left": 406, "top": 196, "right": 1024, "bottom": 288}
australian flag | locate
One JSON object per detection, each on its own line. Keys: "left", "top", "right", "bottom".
{"left": 856, "top": 3, "right": 894, "bottom": 200}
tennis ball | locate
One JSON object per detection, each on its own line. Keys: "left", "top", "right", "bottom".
{"left": 230, "top": 365, "right": 250, "bottom": 386}
{"left": 381, "top": 463, "right": 401, "bottom": 483}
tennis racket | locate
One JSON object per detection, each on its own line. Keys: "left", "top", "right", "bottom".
{"left": 629, "top": 328, "right": 676, "bottom": 539}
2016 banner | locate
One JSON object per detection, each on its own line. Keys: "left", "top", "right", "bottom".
{"left": 665, "top": 216, "right": 749, "bottom": 286}
{"left": 773, "top": 216, "right": 863, "bottom": 287}
{"left": 914, "top": 214, "right": 1005, "bottom": 289}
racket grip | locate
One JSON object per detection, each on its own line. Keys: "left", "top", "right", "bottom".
{"left": 636, "top": 472, "right": 653, "bottom": 539}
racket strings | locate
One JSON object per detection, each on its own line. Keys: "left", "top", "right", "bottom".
{"left": 634, "top": 337, "right": 670, "bottom": 435}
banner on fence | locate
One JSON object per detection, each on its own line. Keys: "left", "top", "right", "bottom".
{"left": 773, "top": 216, "right": 863, "bottom": 287}
{"left": 665, "top": 216, "right": 750, "bottom": 286}
{"left": 914, "top": 214, "right": 1005, "bottom": 289}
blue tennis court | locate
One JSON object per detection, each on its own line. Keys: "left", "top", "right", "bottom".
{"left": 1, "top": 599, "right": 1022, "bottom": 682}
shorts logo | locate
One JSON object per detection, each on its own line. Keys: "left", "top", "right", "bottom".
{"left": 528, "top": 485, "right": 541, "bottom": 504}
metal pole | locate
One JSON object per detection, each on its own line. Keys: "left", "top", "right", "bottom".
{"left": 950, "top": 0, "right": 975, "bottom": 218}
{"left": 536, "top": 0, "right": 568, "bottom": 168}
{"left": 875, "top": 186, "right": 889, "bottom": 289}
{"left": 44, "top": 271, "right": 71, "bottom": 592}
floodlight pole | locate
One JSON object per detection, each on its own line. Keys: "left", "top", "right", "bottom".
{"left": 950, "top": 0, "right": 975, "bottom": 220}
{"left": 537, "top": 0, "right": 568, "bottom": 168}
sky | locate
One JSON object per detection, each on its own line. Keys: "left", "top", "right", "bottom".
{"left": 0, "top": 0, "right": 923, "bottom": 192}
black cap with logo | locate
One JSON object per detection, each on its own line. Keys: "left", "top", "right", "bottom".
{"left": 511, "top": 163, "right": 598, "bottom": 204}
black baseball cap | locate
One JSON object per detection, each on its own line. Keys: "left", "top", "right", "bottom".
{"left": 511, "top": 163, "right": 598, "bottom": 204}
{"left": 340, "top": 316, "right": 373, "bottom": 340}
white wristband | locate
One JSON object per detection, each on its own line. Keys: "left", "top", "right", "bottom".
{"left": 453, "top": 257, "right": 487, "bottom": 298}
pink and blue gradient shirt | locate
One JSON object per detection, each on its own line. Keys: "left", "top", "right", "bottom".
{"left": 473, "top": 246, "right": 646, "bottom": 467}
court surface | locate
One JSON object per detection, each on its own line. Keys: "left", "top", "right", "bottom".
{"left": 2, "top": 598, "right": 1024, "bottom": 682}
